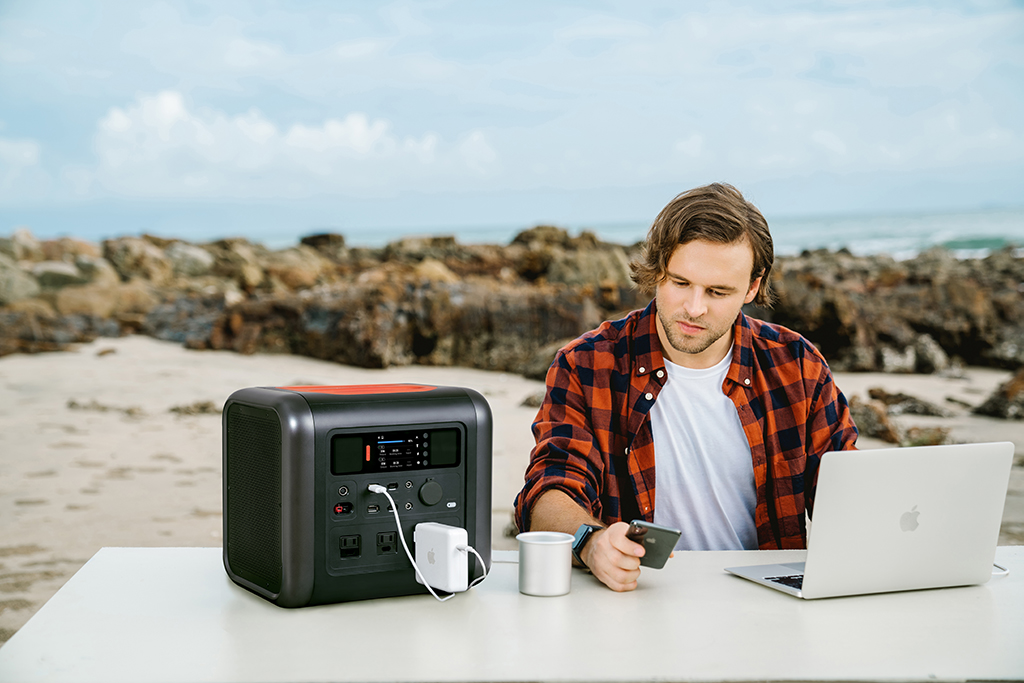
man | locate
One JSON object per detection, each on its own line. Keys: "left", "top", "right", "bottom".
{"left": 513, "top": 183, "right": 858, "bottom": 592}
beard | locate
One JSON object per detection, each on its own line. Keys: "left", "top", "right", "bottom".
{"left": 657, "top": 308, "right": 733, "bottom": 358}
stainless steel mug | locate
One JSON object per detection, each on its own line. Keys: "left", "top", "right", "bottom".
{"left": 516, "top": 531, "right": 573, "bottom": 596}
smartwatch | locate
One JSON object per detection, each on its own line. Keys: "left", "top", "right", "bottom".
{"left": 571, "top": 524, "right": 603, "bottom": 566}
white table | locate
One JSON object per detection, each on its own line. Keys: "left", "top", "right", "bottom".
{"left": 0, "top": 546, "right": 1022, "bottom": 682}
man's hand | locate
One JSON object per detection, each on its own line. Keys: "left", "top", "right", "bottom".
{"left": 580, "top": 521, "right": 645, "bottom": 592}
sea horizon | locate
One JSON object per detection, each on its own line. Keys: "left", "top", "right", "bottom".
{"left": 3, "top": 203, "right": 1024, "bottom": 261}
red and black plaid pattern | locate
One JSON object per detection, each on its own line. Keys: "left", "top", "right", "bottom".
{"left": 514, "top": 301, "right": 858, "bottom": 549}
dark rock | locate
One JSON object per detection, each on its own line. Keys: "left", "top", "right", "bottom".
{"left": 4, "top": 228, "right": 44, "bottom": 262}
{"left": 900, "top": 426, "right": 951, "bottom": 447}
{"left": 32, "top": 261, "right": 89, "bottom": 289}
{"left": 522, "top": 338, "right": 575, "bottom": 381}
{"left": 165, "top": 242, "right": 215, "bottom": 277}
{"left": 103, "top": 237, "right": 173, "bottom": 285}
{"left": 301, "top": 233, "right": 346, "bottom": 250}
{"left": 0, "top": 310, "right": 120, "bottom": 356}
{"left": 0, "top": 253, "right": 41, "bottom": 305}
{"left": 511, "top": 225, "right": 573, "bottom": 249}
{"left": 866, "top": 387, "right": 954, "bottom": 417}
{"left": 143, "top": 295, "right": 227, "bottom": 349}
{"left": 848, "top": 396, "right": 901, "bottom": 444}
{"left": 40, "top": 237, "right": 101, "bottom": 262}
{"left": 520, "top": 392, "right": 546, "bottom": 409}
{"left": 74, "top": 255, "right": 120, "bottom": 286}
{"left": 770, "top": 246, "right": 1024, "bottom": 373}
{"left": 260, "top": 245, "right": 334, "bottom": 291}
{"left": 974, "top": 369, "right": 1024, "bottom": 420}
{"left": 3, "top": 226, "right": 1022, "bottom": 383}
{"left": 207, "top": 239, "right": 266, "bottom": 292}
{"left": 913, "top": 334, "right": 949, "bottom": 374}
{"left": 196, "top": 276, "right": 594, "bottom": 373}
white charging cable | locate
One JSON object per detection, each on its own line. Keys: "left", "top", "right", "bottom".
{"left": 367, "top": 484, "right": 488, "bottom": 601}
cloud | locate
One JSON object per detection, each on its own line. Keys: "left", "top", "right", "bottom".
{"left": 91, "top": 91, "right": 494, "bottom": 198}
{"left": 0, "top": 135, "right": 49, "bottom": 198}
{"left": 2, "top": 1, "right": 1022, "bottom": 213}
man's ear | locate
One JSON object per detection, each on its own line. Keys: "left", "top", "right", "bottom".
{"left": 744, "top": 275, "right": 763, "bottom": 305}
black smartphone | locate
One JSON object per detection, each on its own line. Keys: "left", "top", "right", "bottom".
{"left": 626, "top": 520, "right": 681, "bottom": 569}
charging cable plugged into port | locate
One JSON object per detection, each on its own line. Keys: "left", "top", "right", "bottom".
{"left": 366, "top": 483, "right": 487, "bottom": 602}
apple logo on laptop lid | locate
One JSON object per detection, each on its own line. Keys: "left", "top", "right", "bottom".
{"left": 900, "top": 505, "right": 920, "bottom": 532}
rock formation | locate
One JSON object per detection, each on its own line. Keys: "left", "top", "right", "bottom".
{"left": 1, "top": 227, "right": 1021, "bottom": 401}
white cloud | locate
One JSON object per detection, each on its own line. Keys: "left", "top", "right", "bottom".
{"left": 0, "top": 136, "right": 48, "bottom": 198}
{"left": 91, "top": 91, "right": 494, "bottom": 198}
{"left": 458, "top": 131, "right": 497, "bottom": 174}
{"left": 2, "top": 1, "right": 1022, "bottom": 213}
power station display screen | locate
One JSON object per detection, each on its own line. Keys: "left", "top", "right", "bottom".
{"left": 331, "top": 428, "right": 460, "bottom": 474}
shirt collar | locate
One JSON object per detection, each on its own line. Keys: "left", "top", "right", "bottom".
{"left": 635, "top": 301, "right": 754, "bottom": 387}
{"left": 633, "top": 300, "right": 666, "bottom": 380}
{"left": 726, "top": 311, "right": 755, "bottom": 388}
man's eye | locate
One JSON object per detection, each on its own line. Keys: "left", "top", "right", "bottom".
{"left": 709, "top": 290, "right": 726, "bottom": 297}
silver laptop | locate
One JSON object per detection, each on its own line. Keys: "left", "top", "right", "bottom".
{"left": 725, "top": 442, "right": 1014, "bottom": 599}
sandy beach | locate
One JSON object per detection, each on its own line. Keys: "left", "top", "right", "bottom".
{"left": 1, "top": 335, "right": 1022, "bottom": 643}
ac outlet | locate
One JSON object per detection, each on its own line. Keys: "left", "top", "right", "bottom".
{"left": 376, "top": 531, "right": 398, "bottom": 555}
{"left": 340, "top": 534, "right": 361, "bottom": 558}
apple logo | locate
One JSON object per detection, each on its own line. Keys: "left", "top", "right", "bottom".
{"left": 427, "top": 549, "right": 436, "bottom": 565}
{"left": 900, "top": 505, "right": 920, "bottom": 532}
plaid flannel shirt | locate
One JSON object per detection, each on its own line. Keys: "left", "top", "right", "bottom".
{"left": 514, "top": 301, "right": 858, "bottom": 549}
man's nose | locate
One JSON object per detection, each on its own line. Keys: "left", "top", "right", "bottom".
{"left": 682, "top": 288, "right": 707, "bottom": 318}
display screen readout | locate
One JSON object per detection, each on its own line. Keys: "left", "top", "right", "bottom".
{"left": 330, "top": 428, "right": 460, "bottom": 475}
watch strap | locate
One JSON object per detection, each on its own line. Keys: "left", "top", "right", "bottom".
{"left": 571, "top": 524, "right": 603, "bottom": 566}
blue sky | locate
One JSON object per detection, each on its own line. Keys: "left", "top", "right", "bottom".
{"left": 1, "top": 1, "right": 1022, "bottom": 245}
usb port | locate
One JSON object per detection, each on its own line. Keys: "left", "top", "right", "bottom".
{"left": 367, "top": 504, "right": 380, "bottom": 514}
{"left": 387, "top": 482, "right": 398, "bottom": 491}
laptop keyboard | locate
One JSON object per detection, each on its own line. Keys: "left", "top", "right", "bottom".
{"left": 767, "top": 574, "right": 804, "bottom": 589}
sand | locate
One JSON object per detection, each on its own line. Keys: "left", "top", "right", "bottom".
{"left": 1, "top": 335, "right": 1021, "bottom": 642}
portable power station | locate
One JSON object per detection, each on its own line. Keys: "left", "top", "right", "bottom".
{"left": 222, "top": 383, "right": 492, "bottom": 607}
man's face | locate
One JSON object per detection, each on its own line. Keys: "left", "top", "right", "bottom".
{"left": 654, "top": 239, "right": 761, "bottom": 369}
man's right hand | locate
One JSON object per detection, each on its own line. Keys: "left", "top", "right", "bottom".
{"left": 580, "top": 521, "right": 645, "bottom": 592}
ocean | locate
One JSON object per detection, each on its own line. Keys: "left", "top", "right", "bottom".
{"left": 4, "top": 204, "right": 1024, "bottom": 260}
{"left": 335, "top": 206, "right": 1024, "bottom": 259}
{"left": 578, "top": 207, "right": 1024, "bottom": 260}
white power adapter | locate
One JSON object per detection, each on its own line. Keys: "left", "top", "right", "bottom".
{"left": 414, "top": 522, "right": 468, "bottom": 593}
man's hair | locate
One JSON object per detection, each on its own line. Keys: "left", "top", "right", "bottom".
{"left": 629, "top": 182, "right": 776, "bottom": 308}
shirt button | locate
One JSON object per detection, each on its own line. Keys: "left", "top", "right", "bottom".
{"left": 656, "top": 370, "right": 664, "bottom": 379}
{"left": 645, "top": 392, "right": 653, "bottom": 400}
{"left": 744, "top": 378, "right": 751, "bottom": 385}
{"left": 639, "top": 366, "right": 646, "bottom": 374}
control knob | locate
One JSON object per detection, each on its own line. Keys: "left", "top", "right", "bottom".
{"left": 418, "top": 480, "right": 443, "bottom": 506}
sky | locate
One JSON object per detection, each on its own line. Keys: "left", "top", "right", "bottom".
{"left": 1, "top": 0, "right": 1023, "bottom": 246}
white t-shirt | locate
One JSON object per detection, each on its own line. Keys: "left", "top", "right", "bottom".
{"left": 650, "top": 350, "right": 758, "bottom": 550}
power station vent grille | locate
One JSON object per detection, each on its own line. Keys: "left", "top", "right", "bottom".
{"left": 226, "top": 404, "right": 282, "bottom": 594}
